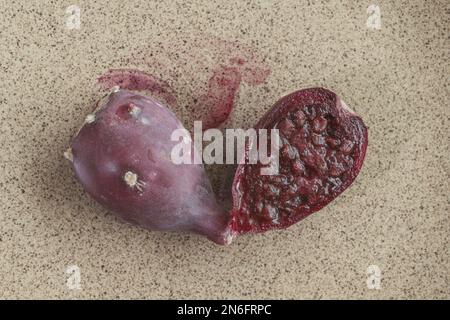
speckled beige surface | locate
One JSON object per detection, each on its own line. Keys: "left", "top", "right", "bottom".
{"left": 0, "top": 0, "right": 449, "bottom": 299}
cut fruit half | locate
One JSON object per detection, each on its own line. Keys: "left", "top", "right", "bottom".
{"left": 230, "top": 88, "right": 368, "bottom": 234}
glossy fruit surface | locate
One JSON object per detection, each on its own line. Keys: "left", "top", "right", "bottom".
{"left": 68, "top": 89, "right": 232, "bottom": 244}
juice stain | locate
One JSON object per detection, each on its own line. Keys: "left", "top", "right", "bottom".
{"left": 97, "top": 69, "right": 178, "bottom": 107}
{"left": 96, "top": 37, "right": 271, "bottom": 129}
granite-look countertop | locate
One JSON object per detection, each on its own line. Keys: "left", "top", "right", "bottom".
{"left": 0, "top": 0, "right": 448, "bottom": 299}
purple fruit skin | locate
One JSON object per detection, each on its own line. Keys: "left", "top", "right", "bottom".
{"left": 69, "top": 90, "right": 232, "bottom": 244}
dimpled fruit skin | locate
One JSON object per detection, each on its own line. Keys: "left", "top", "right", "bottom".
{"left": 69, "top": 90, "right": 231, "bottom": 244}
{"left": 231, "top": 88, "right": 368, "bottom": 233}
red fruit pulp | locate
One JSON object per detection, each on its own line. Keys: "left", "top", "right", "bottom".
{"left": 230, "top": 88, "right": 368, "bottom": 234}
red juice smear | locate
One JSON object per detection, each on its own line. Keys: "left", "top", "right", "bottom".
{"left": 229, "top": 57, "right": 271, "bottom": 86}
{"left": 98, "top": 37, "right": 271, "bottom": 129}
{"left": 196, "top": 57, "right": 270, "bottom": 129}
{"left": 191, "top": 39, "right": 270, "bottom": 129}
{"left": 97, "top": 69, "right": 178, "bottom": 106}
{"left": 194, "top": 65, "right": 242, "bottom": 130}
